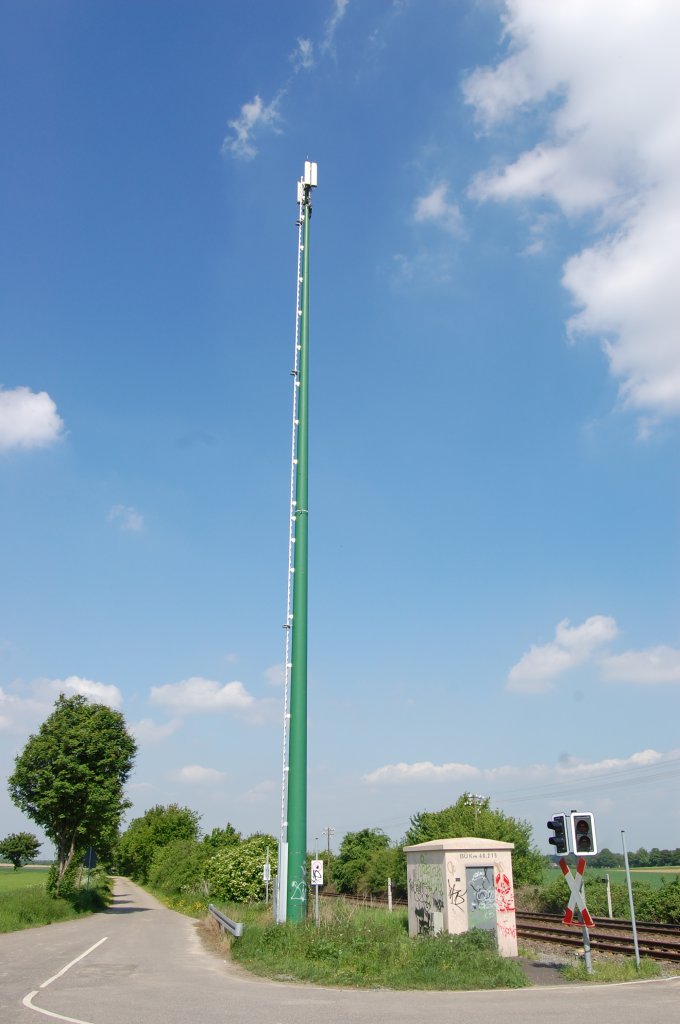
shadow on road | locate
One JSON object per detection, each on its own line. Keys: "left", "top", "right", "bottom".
{"left": 106, "top": 896, "right": 152, "bottom": 915}
{"left": 105, "top": 905, "right": 151, "bottom": 914}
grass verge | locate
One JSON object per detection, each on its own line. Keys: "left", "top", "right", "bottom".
{"left": 209, "top": 900, "right": 529, "bottom": 990}
{"left": 562, "top": 957, "right": 662, "bottom": 982}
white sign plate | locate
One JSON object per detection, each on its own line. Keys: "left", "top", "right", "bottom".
{"left": 310, "top": 859, "right": 324, "bottom": 886}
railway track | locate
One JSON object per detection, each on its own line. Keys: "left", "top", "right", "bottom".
{"left": 319, "top": 893, "right": 680, "bottom": 963}
{"left": 516, "top": 911, "right": 680, "bottom": 963}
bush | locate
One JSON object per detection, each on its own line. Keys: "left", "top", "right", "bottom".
{"left": 206, "top": 833, "right": 276, "bottom": 903}
{"left": 148, "top": 838, "right": 207, "bottom": 897}
{"left": 536, "top": 874, "right": 680, "bottom": 923}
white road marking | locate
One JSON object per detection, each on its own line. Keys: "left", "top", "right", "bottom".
{"left": 39, "top": 937, "right": 108, "bottom": 989}
{"left": 22, "top": 936, "right": 108, "bottom": 1024}
{"left": 22, "top": 991, "right": 96, "bottom": 1024}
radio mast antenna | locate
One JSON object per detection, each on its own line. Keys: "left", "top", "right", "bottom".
{"left": 277, "top": 160, "right": 317, "bottom": 924}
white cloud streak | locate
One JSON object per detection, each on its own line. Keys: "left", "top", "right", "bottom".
{"left": 290, "top": 37, "right": 314, "bottom": 71}
{"left": 321, "top": 0, "right": 350, "bottom": 54}
{"left": 364, "top": 747, "right": 669, "bottom": 785}
{"left": 0, "top": 386, "right": 65, "bottom": 451}
{"left": 108, "top": 505, "right": 144, "bottom": 532}
{"left": 364, "top": 760, "right": 479, "bottom": 784}
{"left": 223, "top": 1, "right": 349, "bottom": 160}
{"left": 222, "top": 94, "right": 283, "bottom": 161}
{"left": 507, "top": 615, "right": 618, "bottom": 693}
{"left": 464, "top": 0, "right": 680, "bottom": 424}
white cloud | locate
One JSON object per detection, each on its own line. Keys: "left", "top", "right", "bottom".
{"left": 414, "top": 184, "right": 463, "bottom": 236}
{"left": 241, "top": 778, "right": 276, "bottom": 803}
{"left": 290, "top": 37, "right": 314, "bottom": 71}
{"left": 0, "top": 676, "right": 122, "bottom": 736}
{"left": 555, "top": 749, "right": 664, "bottom": 776}
{"left": 364, "top": 747, "right": 671, "bottom": 787}
{"left": 131, "top": 717, "right": 182, "bottom": 743}
{"left": 392, "top": 249, "right": 457, "bottom": 288}
{"left": 464, "top": 0, "right": 680, "bottom": 424}
{"left": 364, "top": 760, "right": 479, "bottom": 784}
{"left": 601, "top": 646, "right": 680, "bottom": 685}
{"left": 59, "top": 675, "right": 123, "bottom": 708}
{"left": 507, "top": 614, "right": 618, "bottom": 693}
{"left": 0, "top": 386, "right": 65, "bottom": 451}
{"left": 264, "top": 663, "right": 285, "bottom": 687}
{"left": 149, "top": 676, "right": 256, "bottom": 714}
{"left": 222, "top": 94, "right": 283, "bottom": 161}
{"left": 173, "top": 764, "right": 226, "bottom": 784}
{"left": 223, "top": 1, "right": 348, "bottom": 162}
{"left": 108, "top": 504, "right": 144, "bottom": 532}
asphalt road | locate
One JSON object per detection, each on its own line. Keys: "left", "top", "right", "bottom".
{"left": 0, "top": 877, "right": 678, "bottom": 1024}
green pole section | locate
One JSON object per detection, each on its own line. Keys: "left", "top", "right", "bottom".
{"left": 286, "top": 184, "right": 312, "bottom": 922}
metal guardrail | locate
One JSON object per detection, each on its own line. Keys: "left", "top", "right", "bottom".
{"left": 208, "top": 903, "right": 244, "bottom": 938}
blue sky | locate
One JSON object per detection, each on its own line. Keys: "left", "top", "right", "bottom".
{"left": 2, "top": 0, "right": 679, "bottom": 859}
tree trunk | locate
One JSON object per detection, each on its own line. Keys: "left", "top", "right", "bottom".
{"left": 56, "top": 832, "right": 79, "bottom": 890}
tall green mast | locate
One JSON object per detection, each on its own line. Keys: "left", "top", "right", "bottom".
{"left": 283, "top": 161, "right": 317, "bottom": 924}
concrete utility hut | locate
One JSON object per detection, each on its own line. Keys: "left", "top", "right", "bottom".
{"left": 403, "top": 838, "right": 518, "bottom": 957}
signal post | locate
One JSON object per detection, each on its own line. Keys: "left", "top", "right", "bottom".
{"left": 547, "top": 811, "right": 598, "bottom": 973}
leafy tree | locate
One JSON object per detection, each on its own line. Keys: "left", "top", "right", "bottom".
{"left": 405, "top": 793, "right": 544, "bottom": 886}
{"left": 206, "top": 832, "right": 276, "bottom": 903}
{"left": 332, "top": 828, "right": 391, "bottom": 894}
{"left": 0, "top": 831, "right": 42, "bottom": 870}
{"left": 589, "top": 847, "right": 623, "bottom": 868}
{"left": 361, "top": 843, "right": 407, "bottom": 898}
{"left": 202, "top": 822, "right": 241, "bottom": 856}
{"left": 8, "top": 694, "right": 137, "bottom": 889}
{"left": 116, "top": 804, "right": 201, "bottom": 883}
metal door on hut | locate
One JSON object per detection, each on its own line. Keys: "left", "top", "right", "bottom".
{"left": 466, "top": 866, "right": 496, "bottom": 931}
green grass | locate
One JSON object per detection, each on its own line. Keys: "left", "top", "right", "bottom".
{"left": 594, "top": 868, "right": 680, "bottom": 889}
{"left": 0, "top": 866, "right": 110, "bottom": 933}
{"left": 210, "top": 901, "right": 529, "bottom": 990}
{"left": 0, "top": 866, "right": 51, "bottom": 891}
{"left": 563, "top": 957, "right": 662, "bottom": 983}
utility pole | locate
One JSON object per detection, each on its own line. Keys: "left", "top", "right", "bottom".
{"left": 322, "top": 826, "right": 335, "bottom": 857}
{"left": 283, "top": 160, "right": 317, "bottom": 925}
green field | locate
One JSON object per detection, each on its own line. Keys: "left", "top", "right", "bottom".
{"left": 591, "top": 867, "right": 680, "bottom": 888}
{"left": 543, "top": 865, "right": 680, "bottom": 888}
{"left": 0, "top": 865, "right": 108, "bottom": 933}
{"left": 0, "top": 865, "right": 50, "bottom": 891}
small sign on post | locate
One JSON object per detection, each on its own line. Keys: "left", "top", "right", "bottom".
{"left": 263, "top": 848, "right": 271, "bottom": 903}
{"left": 310, "top": 860, "right": 324, "bottom": 886}
{"left": 311, "top": 857, "right": 323, "bottom": 928}
{"left": 83, "top": 847, "right": 96, "bottom": 890}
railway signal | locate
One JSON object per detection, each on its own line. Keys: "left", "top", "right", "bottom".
{"left": 570, "top": 812, "right": 598, "bottom": 856}
{"left": 547, "top": 813, "right": 570, "bottom": 855}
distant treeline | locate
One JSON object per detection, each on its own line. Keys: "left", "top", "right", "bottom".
{"left": 554, "top": 847, "right": 680, "bottom": 868}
